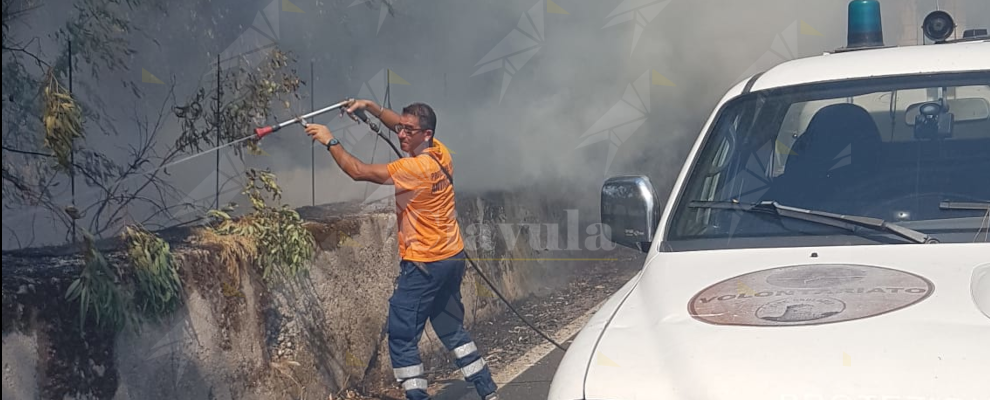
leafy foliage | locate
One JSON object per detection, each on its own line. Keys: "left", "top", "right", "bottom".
{"left": 174, "top": 48, "right": 303, "bottom": 157}
{"left": 64, "top": 225, "right": 184, "bottom": 333}
{"left": 41, "top": 69, "right": 84, "bottom": 171}
{"left": 122, "top": 225, "right": 182, "bottom": 320}
{"left": 205, "top": 169, "right": 315, "bottom": 281}
{"left": 3, "top": 0, "right": 304, "bottom": 247}
{"left": 65, "top": 233, "right": 137, "bottom": 332}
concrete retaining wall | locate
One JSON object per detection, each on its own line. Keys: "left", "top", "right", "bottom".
{"left": 2, "top": 191, "right": 618, "bottom": 399}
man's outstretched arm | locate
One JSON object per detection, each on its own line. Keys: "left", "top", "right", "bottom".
{"left": 305, "top": 124, "right": 392, "bottom": 185}
{"left": 327, "top": 142, "right": 392, "bottom": 184}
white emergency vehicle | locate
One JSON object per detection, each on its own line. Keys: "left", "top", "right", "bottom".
{"left": 549, "top": 1, "right": 990, "bottom": 399}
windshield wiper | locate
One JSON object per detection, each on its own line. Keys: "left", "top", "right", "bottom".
{"left": 689, "top": 200, "right": 938, "bottom": 244}
{"left": 939, "top": 201, "right": 990, "bottom": 211}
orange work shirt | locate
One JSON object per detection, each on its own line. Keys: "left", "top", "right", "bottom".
{"left": 385, "top": 139, "right": 464, "bottom": 262}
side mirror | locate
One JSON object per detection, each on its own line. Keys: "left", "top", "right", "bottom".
{"left": 601, "top": 175, "right": 662, "bottom": 253}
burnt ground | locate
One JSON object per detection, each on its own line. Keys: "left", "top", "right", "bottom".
{"left": 360, "top": 249, "right": 645, "bottom": 400}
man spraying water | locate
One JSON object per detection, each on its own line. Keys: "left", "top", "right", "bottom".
{"left": 304, "top": 99, "right": 499, "bottom": 400}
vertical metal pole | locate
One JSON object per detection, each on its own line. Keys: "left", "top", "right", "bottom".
{"left": 215, "top": 54, "right": 221, "bottom": 209}
{"left": 387, "top": 69, "right": 393, "bottom": 159}
{"left": 311, "top": 60, "right": 315, "bottom": 206}
{"left": 69, "top": 39, "right": 76, "bottom": 243}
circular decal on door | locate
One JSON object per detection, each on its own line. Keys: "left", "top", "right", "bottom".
{"left": 689, "top": 264, "right": 934, "bottom": 326}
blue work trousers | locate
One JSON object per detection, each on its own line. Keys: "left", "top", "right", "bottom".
{"left": 388, "top": 250, "right": 498, "bottom": 400}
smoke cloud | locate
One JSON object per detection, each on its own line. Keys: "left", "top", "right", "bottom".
{"left": 4, "top": 0, "right": 988, "bottom": 249}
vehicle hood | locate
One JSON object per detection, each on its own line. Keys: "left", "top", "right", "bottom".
{"left": 581, "top": 244, "right": 989, "bottom": 400}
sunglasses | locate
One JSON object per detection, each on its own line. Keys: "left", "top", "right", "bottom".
{"left": 396, "top": 124, "right": 425, "bottom": 134}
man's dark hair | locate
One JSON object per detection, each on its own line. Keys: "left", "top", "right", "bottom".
{"left": 402, "top": 102, "right": 437, "bottom": 135}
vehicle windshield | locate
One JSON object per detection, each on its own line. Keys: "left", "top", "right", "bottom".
{"left": 664, "top": 72, "right": 990, "bottom": 251}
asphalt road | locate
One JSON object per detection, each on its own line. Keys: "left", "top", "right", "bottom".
{"left": 433, "top": 337, "right": 571, "bottom": 400}
{"left": 425, "top": 251, "right": 642, "bottom": 400}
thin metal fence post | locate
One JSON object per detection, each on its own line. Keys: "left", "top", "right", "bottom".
{"left": 311, "top": 60, "right": 315, "bottom": 206}
{"left": 69, "top": 39, "right": 76, "bottom": 243}
{"left": 215, "top": 54, "right": 221, "bottom": 208}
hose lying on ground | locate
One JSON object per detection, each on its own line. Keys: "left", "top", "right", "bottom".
{"left": 465, "top": 253, "right": 568, "bottom": 351}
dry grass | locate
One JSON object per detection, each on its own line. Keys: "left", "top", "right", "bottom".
{"left": 192, "top": 227, "right": 258, "bottom": 280}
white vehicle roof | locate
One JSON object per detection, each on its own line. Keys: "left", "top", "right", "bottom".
{"left": 746, "top": 40, "right": 990, "bottom": 92}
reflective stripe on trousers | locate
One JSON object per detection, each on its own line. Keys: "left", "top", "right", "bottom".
{"left": 452, "top": 341, "right": 477, "bottom": 359}
{"left": 393, "top": 363, "right": 428, "bottom": 398}
{"left": 402, "top": 378, "right": 428, "bottom": 391}
{"left": 460, "top": 358, "right": 486, "bottom": 378}
{"left": 394, "top": 363, "right": 424, "bottom": 381}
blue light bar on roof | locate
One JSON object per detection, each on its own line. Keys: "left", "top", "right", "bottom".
{"left": 847, "top": 0, "right": 885, "bottom": 48}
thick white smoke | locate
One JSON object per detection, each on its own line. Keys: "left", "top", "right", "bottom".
{"left": 4, "top": 0, "right": 988, "bottom": 249}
